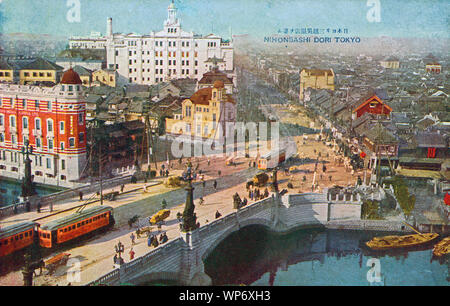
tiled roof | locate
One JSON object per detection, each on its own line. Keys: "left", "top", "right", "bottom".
{"left": 365, "top": 124, "right": 398, "bottom": 144}
{"left": 301, "top": 68, "right": 333, "bottom": 76}
{"left": 21, "top": 58, "right": 63, "bottom": 71}
{"left": 415, "top": 132, "right": 447, "bottom": 148}
{"left": 72, "top": 65, "right": 92, "bottom": 76}
{"left": 198, "top": 69, "right": 233, "bottom": 85}
{"left": 190, "top": 88, "right": 212, "bottom": 105}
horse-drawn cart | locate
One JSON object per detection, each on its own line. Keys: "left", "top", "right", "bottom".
{"left": 136, "top": 226, "right": 153, "bottom": 238}
{"left": 45, "top": 253, "right": 71, "bottom": 275}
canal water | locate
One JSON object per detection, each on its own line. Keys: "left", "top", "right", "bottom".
{"left": 0, "top": 177, "right": 64, "bottom": 207}
{"left": 204, "top": 226, "right": 449, "bottom": 286}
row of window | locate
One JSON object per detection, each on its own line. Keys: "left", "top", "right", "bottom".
{"left": 58, "top": 213, "right": 109, "bottom": 234}
{"left": 0, "top": 230, "right": 33, "bottom": 246}
{"left": 0, "top": 72, "right": 11, "bottom": 77}
{"left": 0, "top": 94, "right": 80, "bottom": 110}
{"left": 22, "top": 72, "right": 53, "bottom": 78}
{"left": 0, "top": 99, "right": 52, "bottom": 110}
{"left": 0, "top": 133, "right": 83, "bottom": 150}
{"left": 0, "top": 150, "right": 68, "bottom": 170}
{"left": 0, "top": 114, "right": 84, "bottom": 132}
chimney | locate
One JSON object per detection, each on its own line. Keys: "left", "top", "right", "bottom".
{"left": 107, "top": 18, "right": 113, "bottom": 37}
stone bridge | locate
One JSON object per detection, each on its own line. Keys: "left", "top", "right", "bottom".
{"left": 87, "top": 191, "right": 364, "bottom": 286}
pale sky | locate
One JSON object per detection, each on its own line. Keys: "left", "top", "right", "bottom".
{"left": 0, "top": 0, "right": 448, "bottom": 39}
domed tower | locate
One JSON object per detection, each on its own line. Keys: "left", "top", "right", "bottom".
{"left": 164, "top": 0, "right": 180, "bottom": 33}
{"left": 56, "top": 68, "right": 87, "bottom": 183}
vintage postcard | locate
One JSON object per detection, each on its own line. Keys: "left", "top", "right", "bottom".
{"left": 0, "top": 0, "right": 448, "bottom": 293}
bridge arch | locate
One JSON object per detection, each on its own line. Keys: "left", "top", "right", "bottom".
{"left": 126, "top": 271, "right": 179, "bottom": 286}
{"left": 201, "top": 217, "right": 273, "bottom": 262}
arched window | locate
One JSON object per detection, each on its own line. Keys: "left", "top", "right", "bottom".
{"left": 35, "top": 118, "right": 41, "bottom": 130}
{"left": 9, "top": 115, "right": 16, "bottom": 128}
{"left": 22, "top": 117, "right": 29, "bottom": 129}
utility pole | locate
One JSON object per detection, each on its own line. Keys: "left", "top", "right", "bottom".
{"left": 99, "top": 142, "right": 103, "bottom": 205}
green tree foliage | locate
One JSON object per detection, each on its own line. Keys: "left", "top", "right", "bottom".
{"left": 384, "top": 176, "right": 416, "bottom": 216}
{"left": 361, "top": 200, "right": 383, "bottom": 220}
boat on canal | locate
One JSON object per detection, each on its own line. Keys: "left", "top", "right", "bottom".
{"left": 365, "top": 222, "right": 439, "bottom": 250}
{"left": 432, "top": 237, "right": 450, "bottom": 257}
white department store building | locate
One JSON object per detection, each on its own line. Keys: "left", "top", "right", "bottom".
{"left": 69, "top": 1, "right": 234, "bottom": 86}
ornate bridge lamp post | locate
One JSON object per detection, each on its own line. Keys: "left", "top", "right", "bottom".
{"left": 182, "top": 161, "right": 198, "bottom": 232}
{"left": 21, "top": 139, "right": 37, "bottom": 199}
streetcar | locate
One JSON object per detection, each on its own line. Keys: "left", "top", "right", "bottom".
{"left": 38, "top": 206, "right": 114, "bottom": 248}
{"left": 0, "top": 221, "right": 38, "bottom": 257}
{"left": 258, "top": 149, "right": 286, "bottom": 170}
{"left": 0, "top": 206, "right": 115, "bottom": 256}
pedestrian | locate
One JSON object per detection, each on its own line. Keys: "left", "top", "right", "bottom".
{"left": 162, "top": 233, "right": 168, "bottom": 243}
{"left": 13, "top": 203, "right": 18, "bottom": 214}
{"left": 37, "top": 202, "right": 41, "bottom": 213}
{"left": 165, "top": 169, "right": 169, "bottom": 177}
{"left": 79, "top": 191, "right": 83, "bottom": 201}
{"left": 160, "top": 169, "right": 163, "bottom": 177}
{"left": 25, "top": 201, "right": 31, "bottom": 212}
{"left": 130, "top": 232, "right": 135, "bottom": 245}
{"left": 242, "top": 197, "right": 248, "bottom": 207}
{"left": 147, "top": 235, "right": 152, "bottom": 247}
{"left": 215, "top": 210, "right": 222, "bottom": 219}
{"left": 264, "top": 188, "right": 269, "bottom": 198}
{"left": 208, "top": 159, "right": 211, "bottom": 166}
{"left": 323, "top": 164, "right": 327, "bottom": 173}
{"left": 213, "top": 180, "right": 217, "bottom": 190}
{"left": 129, "top": 248, "right": 135, "bottom": 261}
{"left": 329, "top": 175, "right": 332, "bottom": 182}
{"left": 152, "top": 236, "right": 159, "bottom": 248}
{"left": 202, "top": 180, "right": 206, "bottom": 188}
{"left": 113, "top": 254, "right": 118, "bottom": 266}
{"left": 120, "top": 184, "right": 125, "bottom": 193}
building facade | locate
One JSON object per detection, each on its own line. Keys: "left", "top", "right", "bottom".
{"left": 380, "top": 56, "right": 400, "bottom": 69}
{"left": 352, "top": 94, "right": 392, "bottom": 119}
{"left": 0, "top": 69, "right": 87, "bottom": 188}
{"left": 299, "top": 68, "right": 335, "bottom": 101}
{"left": 19, "top": 58, "right": 64, "bottom": 85}
{"left": 165, "top": 80, "right": 236, "bottom": 140}
{"left": 69, "top": 1, "right": 234, "bottom": 86}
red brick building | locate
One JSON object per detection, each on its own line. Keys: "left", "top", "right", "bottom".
{"left": 0, "top": 68, "right": 87, "bottom": 187}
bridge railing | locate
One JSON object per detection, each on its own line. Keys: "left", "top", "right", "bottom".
{"left": 86, "top": 237, "right": 183, "bottom": 286}
{"left": 0, "top": 175, "right": 133, "bottom": 219}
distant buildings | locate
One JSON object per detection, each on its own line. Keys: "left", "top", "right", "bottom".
{"left": 92, "top": 69, "right": 117, "bottom": 87}
{"left": 299, "top": 68, "right": 335, "bottom": 101}
{"left": 0, "top": 69, "right": 87, "bottom": 187}
{"left": 165, "top": 80, "right": 236, "bottom": 140}
{"left": 19, "top": 58, "right": 64, "bottom": 85}
{"left": 69, "top": 1, "right": 234, "bottom": 86}
{"left": 425, "top": 63, "right": 441, "bottom": 74}
{"left": 380, "top": 56, "right": 400, "bottom": 69}
{"left": 352, "top": 92, "right": 392, "bottom": 119}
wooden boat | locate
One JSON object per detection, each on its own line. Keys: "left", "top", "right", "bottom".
{"left": 365, "top": 233, "right": 439, "bottom": 250}
{"left": 433, "top": 237, "right": 450, "bottom": 257}
{"left": 365, "top": 222, "right": 439, "bottom": 250}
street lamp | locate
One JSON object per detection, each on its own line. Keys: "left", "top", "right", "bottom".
{"left": 181, "top": 161, "right": 198, "bottom": 232}
{"left": 21, "top": 139, "right": 36, "bottom": 198}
